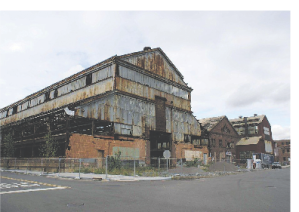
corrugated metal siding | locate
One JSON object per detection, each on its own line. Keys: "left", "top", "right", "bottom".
{"left": 121, "top": 51, "right": 186, "bottom": 86}
{"left": 0, "top": 65, "right": 114, "bottom": 124}
{"left": 92, "top": 66, "right": 113, "bottom": 83}
{"left": 116, "top": 77, "right": 191, "bottom": 111}
{"left": 58, "top": 78, "right": 86, "bottom": 96}
{"left": 169, "top": 109, "right": 201, "bottom": 142}
{"left": 75, "top": 94, "right": 156, "bottom": 137}
{"left": 0, "top": 78, "right": 114, "bottom": 126}
{"left": 119, "top": 66, "right": 188, "bottom": 99}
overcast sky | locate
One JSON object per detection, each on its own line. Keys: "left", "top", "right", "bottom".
{"left": 0, "top": 11, "right": 291, "bottom": 140}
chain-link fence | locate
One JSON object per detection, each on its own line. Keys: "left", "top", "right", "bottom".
{"left": 1, "top": 156, "right": 248, "bottom": 179}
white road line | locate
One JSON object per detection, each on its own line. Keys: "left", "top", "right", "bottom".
{"left": 0, "top": 187, "right": 67, "bottom": 195}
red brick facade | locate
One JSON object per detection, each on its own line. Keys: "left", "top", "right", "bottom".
{"left": 66, "top": 133, "right": 149, "bottom": 161}
{"left": 208, "top": 117, "right": 240, "bottom": 162}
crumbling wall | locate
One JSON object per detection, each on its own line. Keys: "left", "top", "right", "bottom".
{"left": 66, "top": 133, "right": 148, "bottom": 160}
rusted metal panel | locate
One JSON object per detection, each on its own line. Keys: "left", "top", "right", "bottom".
{"left": 119, "top": 66, "right": 189, "bottom": 100}
{"left": 0, "top": 78, "right": 114, "bottom": 126}
{"left": 1, "top": 64, "right": 115, "bottom": 123}
{"left": 164, "top": 108, "right": 201, "bottom": 142}
{"left": 114, "top": 123, "right": 131, "bottom": 135}
{"left": 115, "top": 77, "right": 191, "bottom": 111}
{"left": 121, "top": 50, "right": 187, "bottom": 86}
{"left": 0, "top": 111, "right": 7, "bottom": 119}
{"left": 58, "top": 77, "right": 86, "bottom": 96}
{"left": 92, "top": 66, "right": 113, "bottom": 83}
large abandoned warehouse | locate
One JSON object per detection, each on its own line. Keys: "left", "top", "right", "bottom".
{"left": 0, "top": 47, "right": 208, "bottom": 164}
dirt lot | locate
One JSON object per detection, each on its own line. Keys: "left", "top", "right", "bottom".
{"left": 167, "top": 161, "right": 239, "bottom": 175}
{"left": 208, "top": 161, "right": 238, "bottom": 172}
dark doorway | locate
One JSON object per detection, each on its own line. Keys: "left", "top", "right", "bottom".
{"left": 155, "top": 96, "right": 166, "bottom": 132}
{"left": 150, "top": 131, "right": 171, "bottom": 165}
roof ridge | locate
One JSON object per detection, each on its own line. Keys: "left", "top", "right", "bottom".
{"left": 118, "top": 47, "right": 184, "bottom": 80}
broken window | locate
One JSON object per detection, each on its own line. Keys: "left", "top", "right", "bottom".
{"left": 12, "top": 105, "right": 17, "bottom": 115}
{"left": 35, "top": 121, "right": 48, "bottom": 136}
{"left": 190, "top": 135, "right": 201, "bottom": 145}
{"left": 212, "top": 139, "right": 216, "bottom": 147}
{"left": 184, "top": 134, "right": 191, "bottom": 143}
{"left": 54, "top": 89, "right": 58, "bottom": 98}
{"left": 226, "top": 142, "right": 234, "bottom": 148}
{"left": 86, "top": 73, "right": 92, "bottom": 86}
{"left": 23, "top": 125, "right": 34, "bottom": 137}
{"left": 94, "top": 121, "right": 113, "bottom": 135}
{"left": 201, "top": 138, "right": 209, "bottom": 146}
{"left": 13, "top": 127, "right": 22, "bottom": 139}
{"left": 219, "top": 139, "right": 223, "bottom": 147}
{"left": 45, "top": 91, "right": 50, "bottom": 102}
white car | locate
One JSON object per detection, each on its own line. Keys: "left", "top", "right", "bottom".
{"left": 272, "top": 162, "right": 282, "bottom": 169}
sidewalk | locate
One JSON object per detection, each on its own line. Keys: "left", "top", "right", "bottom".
{"left": 0, "top": 169, "right": 172, "bottom": 181}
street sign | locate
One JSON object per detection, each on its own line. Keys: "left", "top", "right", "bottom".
{"left": 163, "top": 150, "right": 171, "bottom": 159}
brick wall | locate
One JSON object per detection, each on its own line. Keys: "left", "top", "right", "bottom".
{"left": 66, "top": 133, "right": 148, "bottom": 161}
{"left": 209, "top": 117, "right": 239, "bottom": 161}
{"left": 175, "top": 143, "right": 209, "bottom": 160}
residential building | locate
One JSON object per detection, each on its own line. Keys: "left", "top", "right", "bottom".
{"left": 274, "top": 139, "right": 290, "bottom": 165}
{"left": 230, "top": 114, "right": 274, "bottom": 163}
{"left": 199, "top": 116, "right": 239, "bottom": 162}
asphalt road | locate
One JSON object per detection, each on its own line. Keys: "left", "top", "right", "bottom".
{"left": 1, "top": 168, "right": 290, "bottom": 212}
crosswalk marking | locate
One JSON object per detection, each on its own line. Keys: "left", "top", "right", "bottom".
{"left": 0, "top": 176, "right": 70, "bottom": 188}
{"left": 0, "top": 187, "right": 67, "bottom": 194}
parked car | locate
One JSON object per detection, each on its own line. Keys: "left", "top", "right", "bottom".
{"left": 272, "top": 162, "right": 282, "bottom": 169}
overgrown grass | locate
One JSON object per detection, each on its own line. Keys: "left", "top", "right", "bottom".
{"left": 72, "top": 166, "right": 162, "bottom": 176}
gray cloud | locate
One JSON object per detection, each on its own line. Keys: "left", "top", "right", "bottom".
{"left": 0, "top": 11, "right": 290, "bottom": 139}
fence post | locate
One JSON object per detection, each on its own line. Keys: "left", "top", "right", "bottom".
{"left": 26, "top": 159, "right": 28, "bottom": 174}
{"left": 181, "top": 158, "right": 183, "bottom": 175}
{"left": 79, "top": 158, "right": 81, "bottom": 179}
{"left": 105, "top": 156, "right": 108, "bottom": 180}
{"left": 134, "top": 157, "right": 136, "bottom": 177}
{"left": 41, "top": 158, "right": 43, "bottom": 175}
{"left": 58, "top": 158, "right": 61, "bottom": 177}
{"left": 166, "top": 158, "right": 168, "bottom": 172}
{"left": 158, "top": 157, "right": 160, "bottom": 172}
{"left": 14, "top": 158, "right": 16, "bottom": 170}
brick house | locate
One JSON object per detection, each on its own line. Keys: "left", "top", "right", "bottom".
{"left": 274, "top": 139, "right": 290, "bottom": 165}
{"left": 198, "top": 116, "right": 240, "bottom": 162}
{"left": 230, "top": 114, "right": 274, "bottom": 163}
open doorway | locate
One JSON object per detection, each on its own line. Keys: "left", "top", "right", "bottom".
{"left": 149, "top": 131, "right": 171, "bottom": 165}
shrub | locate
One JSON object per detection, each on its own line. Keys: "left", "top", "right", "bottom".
{"left": 108, "top": 151, "right": 122, "bottom": 171}
{"left": 185, "top": 158, "right": 199, "bottom": 167}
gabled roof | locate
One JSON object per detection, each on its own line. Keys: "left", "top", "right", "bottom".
{"left": 198, "top": 116, "right": 226, "bottom": 132}
{"left": 236, "top": 136, "right": 262, "bottom": 146}
{"left": 118, "top": 47, "right": 184, "bottom": 80}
